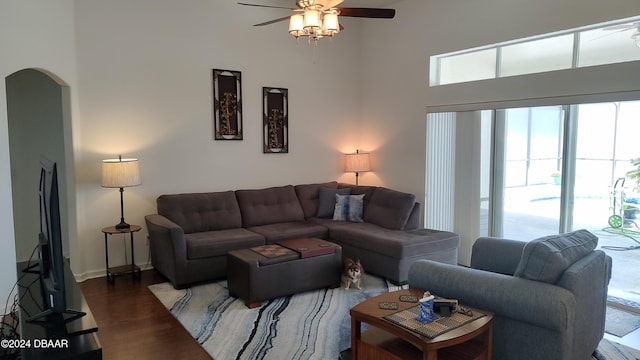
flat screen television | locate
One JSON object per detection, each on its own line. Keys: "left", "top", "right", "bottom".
{"left": 27, "top": 156, "right": 85, "bottom": 323}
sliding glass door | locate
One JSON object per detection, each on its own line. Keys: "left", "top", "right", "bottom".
{"left": 573, "top": 101, "right": 640, "bottom": 232}
{"left": 491, "top": 100, "right": 640, "bottom": 239}
{"left": 492, "top": 106, "right": 565, "bottom": 239}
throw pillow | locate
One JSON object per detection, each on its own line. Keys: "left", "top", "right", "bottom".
{"left": 363, "top": 187, "right": 416, "bottom": 230}
{"left": 514, "top": 229, "right": 598, "bottom": 284}
{"left": 333, "top": 194, "right": 365, "bottom": 222}
{"left": 316, "top": 187, "right": 351, "bottom": 218}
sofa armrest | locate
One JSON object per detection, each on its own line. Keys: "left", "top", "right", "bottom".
{"left": 408, "top": 260, "right": 575, "bottom": 332}
{"left": 470, "top": 237, "right": 526, "bottom": 275}
{"left": 145, "top": 214, "right": 188, "bottom": 287}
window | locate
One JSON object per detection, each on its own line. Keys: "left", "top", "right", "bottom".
{"left": 430, "top": 16, "right": 640, "bottom": 86}
{"left": 500, "top": 35, "right": 574, "bottom": 77}
{"left": 436, "top": 49, "right": 496, "bottom": 85}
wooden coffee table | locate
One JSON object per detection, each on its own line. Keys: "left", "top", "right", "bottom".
{"left": 350, "top": 288, "right": 493, "bottom": 360}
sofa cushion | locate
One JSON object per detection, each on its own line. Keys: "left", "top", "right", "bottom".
{"left": 236, "top": 185, "right": 305, "bottom": 227}
{"left": 184, "top": 228, "right": 265, "bottom": 259}
{"left": 329, "top": 222, "right": 459, "bottom": 259}
{"left": 316, "top": 187, "right": 351, "bottom": 218}
{"left": 157, "top": 191, "right": 242, "bottom": 234}
{"left": 339, "top": 184, "right": 377, "bottom": 210}
{"left": 294, "top": 181, "right": 338, "bottom": 218}
{"left": 247, "top": 221, "right": 329, "bottom": 243}
{"left": 514, "top": 229, "right": 598, "bottom": 284}
{"left": 364, "top": 187, "right": 416, "bottom": 230}
{"left": 333, "top": 194, "right": 364, "bottom": 222}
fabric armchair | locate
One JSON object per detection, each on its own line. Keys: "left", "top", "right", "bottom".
{"left": 408, "top": 230, "right": 612, "bottom": 360}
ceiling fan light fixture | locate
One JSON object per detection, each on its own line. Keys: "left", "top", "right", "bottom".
{"left": 289, "top": 14, "right": 304, "bottom": 36}
{"left": 240, "top": 1, "right": 395, "bottom": 45}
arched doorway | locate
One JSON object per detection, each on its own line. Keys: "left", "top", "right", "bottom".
{"left": 6, "top": 68, "right": 73, "bottom": 262}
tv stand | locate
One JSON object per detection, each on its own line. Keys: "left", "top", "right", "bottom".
{"left": 17, "top": 260, "right": 102, "bottom": 360}
{"left": 27, "top": 308, "right": 86, "bottom": 324}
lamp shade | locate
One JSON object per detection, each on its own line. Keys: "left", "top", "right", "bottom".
{"left": 304, "top": 9, "right": 320, "bottom": 29}
{"left": 323, "top": 13, "right": 339, "bottom": 34}
{"left": 345, "top": 151, "right": 371, "bottom": 173}
{"left": 101, "top": 157, "right": 141, "bottom": 188}
{"left": 289, "top": 14, "right": 304, "bottom": 35}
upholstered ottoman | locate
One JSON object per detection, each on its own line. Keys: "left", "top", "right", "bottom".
{"left": 227, "top": 238, "right": 342, "bottom": 308}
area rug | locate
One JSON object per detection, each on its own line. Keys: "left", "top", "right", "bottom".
{"left": 150, "top": 277, "right": 640, "bottom": 360}
{"left": 609, "top": 295, "right": 640, "bottom": 315}
{"left": 605, "top": 306, "right": 640, "bottom": 337}
{"left": 149, "top": 275, "right": 403, "bottom": 360}
{"left": 592, "top": 338, "right": 640, "bottom": 360}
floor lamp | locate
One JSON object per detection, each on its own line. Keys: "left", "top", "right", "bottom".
{"left": 102, "top": 155, "right": 141, "bottom": 230}
{"left": 345, "top": 150, "right": 371, "bottom": 186}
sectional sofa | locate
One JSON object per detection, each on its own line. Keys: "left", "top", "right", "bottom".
{"left": 145, "top": 181, "right": 459, "bottom": 289}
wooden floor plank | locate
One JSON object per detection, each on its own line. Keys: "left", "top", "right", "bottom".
{"left": 79, "top": 270, "right": 211, "bottom": 360}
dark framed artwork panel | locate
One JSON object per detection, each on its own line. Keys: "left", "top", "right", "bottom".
{"left": 263, "top": 87, "right": 288, "bottom": 153}
{"left": 213, "top": 69, "right": 243, "bottom": 140}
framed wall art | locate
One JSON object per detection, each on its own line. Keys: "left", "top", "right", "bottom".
{"left": 213, "top": 69, "right": 243, "bottom": 140}
{"left": 263, "top": 87, "right": 288, "bottom": 153}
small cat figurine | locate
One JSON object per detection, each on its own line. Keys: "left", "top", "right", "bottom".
{"left": 342, "top": 258, "right": 364, "bottom": 290}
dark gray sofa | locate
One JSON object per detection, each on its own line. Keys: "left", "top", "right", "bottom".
{"left": 145, "top": 181, "right": 459, "bottom": 289}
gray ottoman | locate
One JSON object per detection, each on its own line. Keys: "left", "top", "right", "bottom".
{"left": 227, "top": 238, "right": 342, "bottom": 308}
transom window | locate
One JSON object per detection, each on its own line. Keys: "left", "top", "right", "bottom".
{"left": 430, "top": 16, "right": 640, "bottom": 86}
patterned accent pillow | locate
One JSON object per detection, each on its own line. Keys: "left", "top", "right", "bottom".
{"left": 333, "top": 194, "right": 365, "bottom": 222}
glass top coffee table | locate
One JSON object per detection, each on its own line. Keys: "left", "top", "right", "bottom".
{"left": 350, "top": 288, "right": 493, "bottom": 360}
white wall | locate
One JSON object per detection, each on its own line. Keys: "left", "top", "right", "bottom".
{"left": 72, "top": 0, "right": 366, "bottom": 278}
{"left": 360, "top": 0, "right": 640, "bottom": 262}
{"left": 0, "top": 0, "right": 78, "bottom": 312}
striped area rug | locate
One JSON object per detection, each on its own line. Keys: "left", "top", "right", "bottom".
{"left": 149, "top": 275, "right": 402, "bottom": 360}
{"left": 150, "top": 276, "right": 640, "bottom": 360}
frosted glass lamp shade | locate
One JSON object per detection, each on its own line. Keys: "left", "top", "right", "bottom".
{"left": 304, "top": 9, "right": 320, "bottom": 29}
{"left": 289, "top": 14, "right": 304, "bottom": 36}
{"left": 323, "top": 13, "right": 339, "bottom": 34}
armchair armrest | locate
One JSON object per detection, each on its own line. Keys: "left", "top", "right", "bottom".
{"left": 408, "top": 260, "right": 575, "bottom": 332}
{"left": 470, "top": 237, "right": 526, "bottom": 275}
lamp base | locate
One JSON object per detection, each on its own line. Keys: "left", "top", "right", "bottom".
{"left": 115, "top": 221, "right": 131, "bottom": 230}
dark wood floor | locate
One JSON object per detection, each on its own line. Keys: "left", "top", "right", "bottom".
{"left": 79, "top": 271, "right": 211, "bottom": 360}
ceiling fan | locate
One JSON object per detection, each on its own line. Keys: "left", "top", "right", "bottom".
{"left": 603, "top": 21, "right": 640, "bottom": 47}
{"left": 238, "top": 0, "right": 395, "bottom": 42}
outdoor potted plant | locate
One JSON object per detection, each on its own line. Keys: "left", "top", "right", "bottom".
{"left": 627, "top": 158, "right": 640, "bottom": 192}
{"left": 624, "top": 158, "right": 640, "bottom": 219}
{"left": 551, "top": 171, "right": 562, "bottom": 185}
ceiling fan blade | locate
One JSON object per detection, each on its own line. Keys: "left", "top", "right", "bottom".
{"left": 338, "top": 8, "right": 395, "bottom": 19}
{"left": 254, "top": 15, "right": 291, "bottom": 26}
{"left": 320, "top": 0, "right": 345, "bottom": 8}
{"left": 238, "top": 2, "right": 294, "bottom": 10}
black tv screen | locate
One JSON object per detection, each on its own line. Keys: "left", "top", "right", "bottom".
{"left": 28, "top": 156, "right": 84, "bottom": 322}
